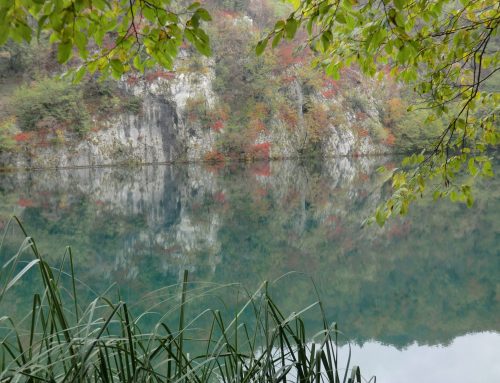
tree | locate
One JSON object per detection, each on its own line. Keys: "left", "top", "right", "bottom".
{"left": 257, "top": 0, "right": 499, "bottom": 224}
{"left": 0, "top": 0, "right": 212, "bottom": 79}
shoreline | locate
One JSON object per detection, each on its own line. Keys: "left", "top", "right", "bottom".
{"left": 0, "top": 151, "right": 405, "bottom": 173}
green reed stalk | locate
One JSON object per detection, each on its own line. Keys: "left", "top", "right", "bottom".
{"left": 0, "top": 216, "right": 367, "bottom": 383}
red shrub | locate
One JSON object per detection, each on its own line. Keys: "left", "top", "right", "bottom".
{"left": 321, "top": 76, "right": 341, "bottom": 98}
{"left": 278, "top": 44, "right": 300, "bottom": 67}
{"left": 355, "top": 112, "right": 368, "bottom": 120}
{"left": 322, "top": 88, "right": 337, "bottom": 99}
{"left": 204, "top": 150, "right": 226, "bottom": 163}
{"left": 385, "top": 132, "right": 396, "bottom": 146}
{"left": 279, "top": 105, "right": 298, "bottom": 129}
{"left": 212, "top": 120, "right": 224, "bottom": 132}
{"left": 248, "top": 142, "right": 270, "bottom": 160}
{"left": 14, "top": 132, "right": 32, "bottom": 142}
{"left": 358, "top": 129, "right": 369, "bottom": 137}
{"left": 281, "top": 75, "right": 296, "bottom": 84}
{"left": 359, "top": 172, "right": 369, "bottom": 181}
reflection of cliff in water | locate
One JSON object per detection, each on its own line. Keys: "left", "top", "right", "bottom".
{"left": 0, "top": 157, "right": 498, "bottom": 348}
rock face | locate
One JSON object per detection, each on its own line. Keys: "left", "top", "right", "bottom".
{"left": 0, "top": 64, "right": 390, "bottom": 169}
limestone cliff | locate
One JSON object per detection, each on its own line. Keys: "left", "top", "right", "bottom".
{"left": 0, "top": 62, "right": 391, "bottom": 169}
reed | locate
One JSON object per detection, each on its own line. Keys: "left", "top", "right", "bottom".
{"left": 0, "top": 217, "right": 369, "bottom": 383}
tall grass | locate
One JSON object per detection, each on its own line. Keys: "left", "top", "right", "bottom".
{"left": 0, "top": 217, "right": 370, "bottom": 383}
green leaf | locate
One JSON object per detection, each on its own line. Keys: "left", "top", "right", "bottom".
{"left": 74, "top": 31, "right": 87, "bottom": 55}
{"left": 187, "top": 1, "right": 201, "bottom": 10}
{"left": 92, "top": 0, "right": 109, "bottom": 11}
{"left": 466, "top": 194, "right": 474, "bottom": 208}
{"left": 143, "top": 7, "right": 156, "bottom": 22}
{"left": 375, "top": 207, "right": 386, "bottom": 227}
{"left": 482, "top": 160, "right": 494, "bottom": 177}
{"left": 274, "top": 20, "right": 285, "bottom": 32}
{"left": 256, "top": 38, "right": 268, "bottom": 56}
{"left": 325, "top": 62, "right": 340, "bottom": 80}
{"left": 133, "top": 55, "right": 143, "bottom": 71}
{"left": 110, "top": 59, "right": 124, "bottom": 76}
{"left": 57, "top": 41, "right": 73, "bottom": 63}
{"left": 450, "top": 190, "right": 459, "bottom": 202}
{"left": 284, "top": 19, "right": 299, "bottom": 39}
{"left": 195, "top": 8, "right": 211, "bottom": 22}
{"left": 393, "top": 0, "right": 405, "bottom": 11}
{"left": 336, "top": 12, "right": 346, "bottom": 24}
{"left": 185, "top": 28, "right": 211, "bottom": 56}
{"left": 468, "top": 158, "right": 478, "bottom": 176}
{"left": 72, "top": 66, "right": 86, "bottom": 83}
{"left": 0, "top": 25, "right": 9, "bottom": 45}
{"left": 272, "top": 31, "right": 283, "bottom": 48}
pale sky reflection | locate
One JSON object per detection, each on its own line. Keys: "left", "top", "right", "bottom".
{"left": 337, "top": 332, "right": 500, "bottom": 383}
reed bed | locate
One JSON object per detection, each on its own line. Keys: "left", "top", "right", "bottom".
{"left": 0, "top": 217, "right": 369, "bottom": 383}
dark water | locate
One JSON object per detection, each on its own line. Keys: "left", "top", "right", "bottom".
{"left": 1, "top": 157, "right": 499, "bottom": 382}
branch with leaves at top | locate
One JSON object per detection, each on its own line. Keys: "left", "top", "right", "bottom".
{"left": 257, "top": 0, "right": 499, "bottom": 225}
{"left": 0, "top": 0, "right": 213, "bottom": 80}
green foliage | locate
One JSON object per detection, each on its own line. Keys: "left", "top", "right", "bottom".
{"left": 391, "top": 109, "right": 445, "bottom": 152}
{"left": 0, "top": 0, "right": 213, "bottom": 80}
{"left": 0, "top": 40, "right": 35, "bottom": 76}
{"left": 12, "top": 77, "right": 89, "bottom": 134}
{"left": 344, "top": 93, "right": 370, "bottom": 115}
{"left": 261, "top": 0, "right": 499, "bottom": 224}
{"left": 83, "top": 78, "right": 143, "bottom": 116}
{"left": 0, "top": 117, "right": 17, "bottom": 151}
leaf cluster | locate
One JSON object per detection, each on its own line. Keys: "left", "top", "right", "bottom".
{"left": 258, "top": 0, "right": 499, "bottom": 223}
{"left": 0, "top": 0, "right": 213, "bottom": 80}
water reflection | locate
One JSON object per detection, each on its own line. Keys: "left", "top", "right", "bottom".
{"left": 0, "top": 157, "right": 498, "bottom": 350}
{"left": 341, "top": 332, "right": 500, "bottom": 383}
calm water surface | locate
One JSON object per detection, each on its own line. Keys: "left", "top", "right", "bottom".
{"left": 1, "top": 157, "right": 499, "bottom": 382}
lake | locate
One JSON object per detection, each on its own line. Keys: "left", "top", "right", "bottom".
{"left": 0, "top": 156, "right": 499, "bottom": 382}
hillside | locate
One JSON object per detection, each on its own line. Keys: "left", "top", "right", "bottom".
{"left": 0, "top": 0, "right": 443, "bottom": 168}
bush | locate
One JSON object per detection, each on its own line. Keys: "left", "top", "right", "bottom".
{"left": 12, "top": 78, "right": 90, "bottom": 135}
{"left": 392, "top": 109, "right": 444, "bottom": 152}
{"left": 83, "top": 78, "right": 143, "bottom": 116}
{"left": 0, "top": 117, "right": 18, "bottom": 151}
{"left": 216, "top": 126, "right": 252, "bottom": 158}
{"left": 0, "top": 41, "right": 35, "bottom": 77}
{"left": 344, "top": 92, "right": 371, "bottom": 114}
{"left": 122, "top": 96, "right": 143, "bottom": 114}
{"left": 363, "top": 119, "right": 388, "bottom": 143}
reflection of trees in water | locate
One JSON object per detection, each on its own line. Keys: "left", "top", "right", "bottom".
{"left": 0, "top": 157, "right": 498, "bottom": 348}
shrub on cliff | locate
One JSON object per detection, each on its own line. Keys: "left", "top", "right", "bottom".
{"left": 12, "top": 77, "right": 90, "bottom": 135}
{"left": 0, "top": 117, "right": 18, "bottom": 152}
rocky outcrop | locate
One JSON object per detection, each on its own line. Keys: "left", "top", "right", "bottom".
{"left": 0, "top": 63, "right": 391, "bottom": 169}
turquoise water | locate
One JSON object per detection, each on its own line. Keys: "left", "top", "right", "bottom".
{"left": 1, "top": 157, "right": 499, "bottom": 381}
